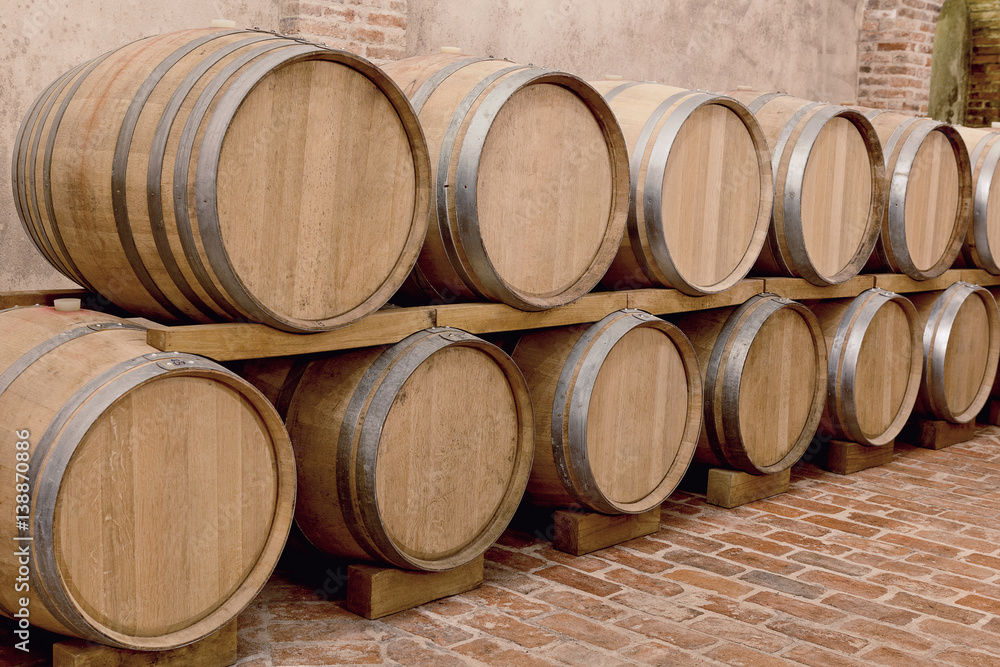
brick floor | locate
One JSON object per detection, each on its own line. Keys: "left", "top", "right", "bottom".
{"left": 7, "top": 426, "right": 1000, "bottom": 665}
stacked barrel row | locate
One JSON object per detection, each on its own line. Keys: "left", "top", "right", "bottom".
{"left": 7, "top": 27, "right": 1000, "bottom": 652}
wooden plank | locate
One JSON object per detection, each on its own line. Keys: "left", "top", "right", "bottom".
{"left": 706, "top": 468, "right": 790, "bottom": 509}
{"left": 627, "top": 279, "right": 764, "bottom": 315}
{"left": 819, "top": 440, "right": 895, "bottom": 475}
{"left": 764, "top": 275, "right": 875, "bottom": 301}
{"left": 52, "top": 620, "right": 236, "bottom": 666}
{"left": 434, "top": 291, "right": 627, "bottom": 333}
{"left": 0, "top": 289, "right": 90, "bottom": 309}
{"left": 873, "top": 270, "right": 964, "bottom": 294}
{"left": 346, "top": 556, "right": 484, "bottom": 620}
{"left": 552, "top": 507, "right": 661, "bottom": 556}
{"left": 963, "top": 269, "right": 1000, "bottom": 287}
{"left": 144, "top": 307, "right": 436, "bottom": 361}
{"left": 897, "top": 419, "right": 977, "bottom": 450}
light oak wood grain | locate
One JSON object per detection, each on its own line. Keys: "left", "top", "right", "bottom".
{"left": 0, "top": 307, "right": 293, "bottom": 650}
{"left": 955, "top": 126, "right": 1000, "bottom": 273}
{"left": 864, "top": 111, "right": 971, "bottom": 280}
{"left": 589, "top": 81, "right": 771, "bottom": 295}
{"left": 729, "top": 92, "right": 883, "bottom": 286}
{"left": 384, "top": 54, "right": 628, "bottom": 310}
{"left": 242, "top": 330, "right": 533, "bottom": 571}
{"left": 14, "top": 29, "right": 430, "bottom": 331}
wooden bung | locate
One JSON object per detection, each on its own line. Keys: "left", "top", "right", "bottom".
{"left": 909, "top": 283, "right": 1000, "bottom": 423}
{"left": 727, "top": 91, "right": 885, "bottom": 286}
{"left": 511, "top": 309, "right": 703, "bottom": 514}
{"left": 673, "top": 294, "right": 828, "bottom": 474}
{"left": 860, "top": 110, "right": 972, "bottom": 280}
{"left": 382, "top": 53, "right": 629, "bottom": 310}
{"left": 954, "top": 126, "right": 1000, "bottom": 274}
{"left": 12, "top": 28, "right": 430, "bottom": 332}
{"left": 588, "top": 80, "right": 772, "bottom": 295}
{"left": 0, "top": 306, "right": 294, "bottom": 649}
{"left": 240, "top": 328, "right": 533, "bottom": 571}
{"left": 808, "top": 289, "right": 922, "bottom": 446}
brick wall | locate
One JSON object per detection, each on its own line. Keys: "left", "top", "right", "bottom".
{"left": 967, "top": 0, "right": 1000, "bottom": 126}
{"left": 279, "top": 0, "right": 407, "bottom": 61}
{"left": 856, "top": 0, "right": 944, "bottom": 114}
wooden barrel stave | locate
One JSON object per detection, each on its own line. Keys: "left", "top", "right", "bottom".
{"left": 955, "top": 126, "right": 1000, "bottom": 273}
{"left": 383, "top": 53, "right": 629, "bottom": 310}
{"left": 242, "top": 328, "right": 534, "bottom": 571}
{"left": 589, "top": 81, "right": 772, "bottom": 295}
{"left": 673, "top": 294, "right": 828, "bottom": 474}
{"left": 0, "top": 306, "right": 294, "bottom": 650}
{"left": 728, "top": 92, "right": 885, "bottom": 286}
{"left": 863, "top": 110, "right": 971, "bottom": 279}
{"left": 810, "top": 289, "right": 922, "bottom": 446}
{"left": 511, "top": 309, "right": 703, "bottom": 514}
{"left": 13, "top": 28, "right": 431, "bottom": 332}
{"left": 909, "top": 283, "right": 1000, "bottom": 423}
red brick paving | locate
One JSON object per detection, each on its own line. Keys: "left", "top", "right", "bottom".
{"left": 7, "top": 427, "right": 1000, "bottom": 665}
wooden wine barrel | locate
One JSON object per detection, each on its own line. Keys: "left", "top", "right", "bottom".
{"left": 12, "top": 28, "right": 430, "bottom": 332}
{"left": 810, "top": 289, "right": 921, "bottom": 446}
{"left": 382, "top": 53, "right": 628, "bottom": 310}
{"left": 909, "top": 282, "right": 1000, "bottom": 423}
{"left": 727, "top": 92, "right": 885, "bottom": 285}
{"left": 241, "top": 328, "right": 533, "bottom": 571}
{"left": 588, "top": 81, "right": 772, "bottom": 295}
{"left": 0, "top": 306, "right": 294, "bottom": 649}
{"left": 673, "top": 294, "right": 827, "bottom": 474}
{"left": 862, "top": 111, "right": 971, "bottom": 279}
{"left": 955, "top": 126, "right": 1000, "bottom": 273}
{"left": 511, "top": 309, "right": 702, "bottom": 514}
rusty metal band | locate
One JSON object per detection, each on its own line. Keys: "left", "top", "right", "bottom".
{"left": 30, "top": 353, "right": 219, "bottom": 646}
{"left": 435, "top": 64, "right": 529, "bottom": 300}
{"left": 172, "top": 41, "right": 293, "bottom": 323}
{"left": 112, "top": 32, "right": 242, "bottom": 322}
{"left": 147, "top": 33, "right": 281, "bottom": 321}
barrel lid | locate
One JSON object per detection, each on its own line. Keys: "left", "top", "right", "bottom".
{"left": 47, "top": 364, "right": 293, "bottom": 648}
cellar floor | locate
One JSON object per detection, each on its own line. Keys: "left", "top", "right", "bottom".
{"left": 7, "top": 426, "right": 1000, "bottom": 666}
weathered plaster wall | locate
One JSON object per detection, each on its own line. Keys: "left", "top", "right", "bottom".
{"left": 0, "top": 0, "right": 282, "bottom": 291}
{"left": 405, "top": 0, "right": 868, "bottom": 101}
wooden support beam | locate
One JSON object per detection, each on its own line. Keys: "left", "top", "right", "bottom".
{"left": 346, "top": 557, "right": 484, "bottom": 620}
{"left": 818, "top": 440, "right": 894, "bottom": 475}
{"left": 52, "top": 620, "right": 236, "bottom": 667}
{"left": 552, "top": 507, "right": 661, "bottom": 556}
{"left": 706, "top": 468, "right": 791, "bottom": 509}
{"left": 897, "top": 419, "right": 977, "bottom": 450}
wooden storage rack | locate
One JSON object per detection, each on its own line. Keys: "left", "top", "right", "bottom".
{"left": 4, "top": 268, "right": 995, "bottom": 640}
{"left": 8, "top": 270, "right": 993, "bottom": 362}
